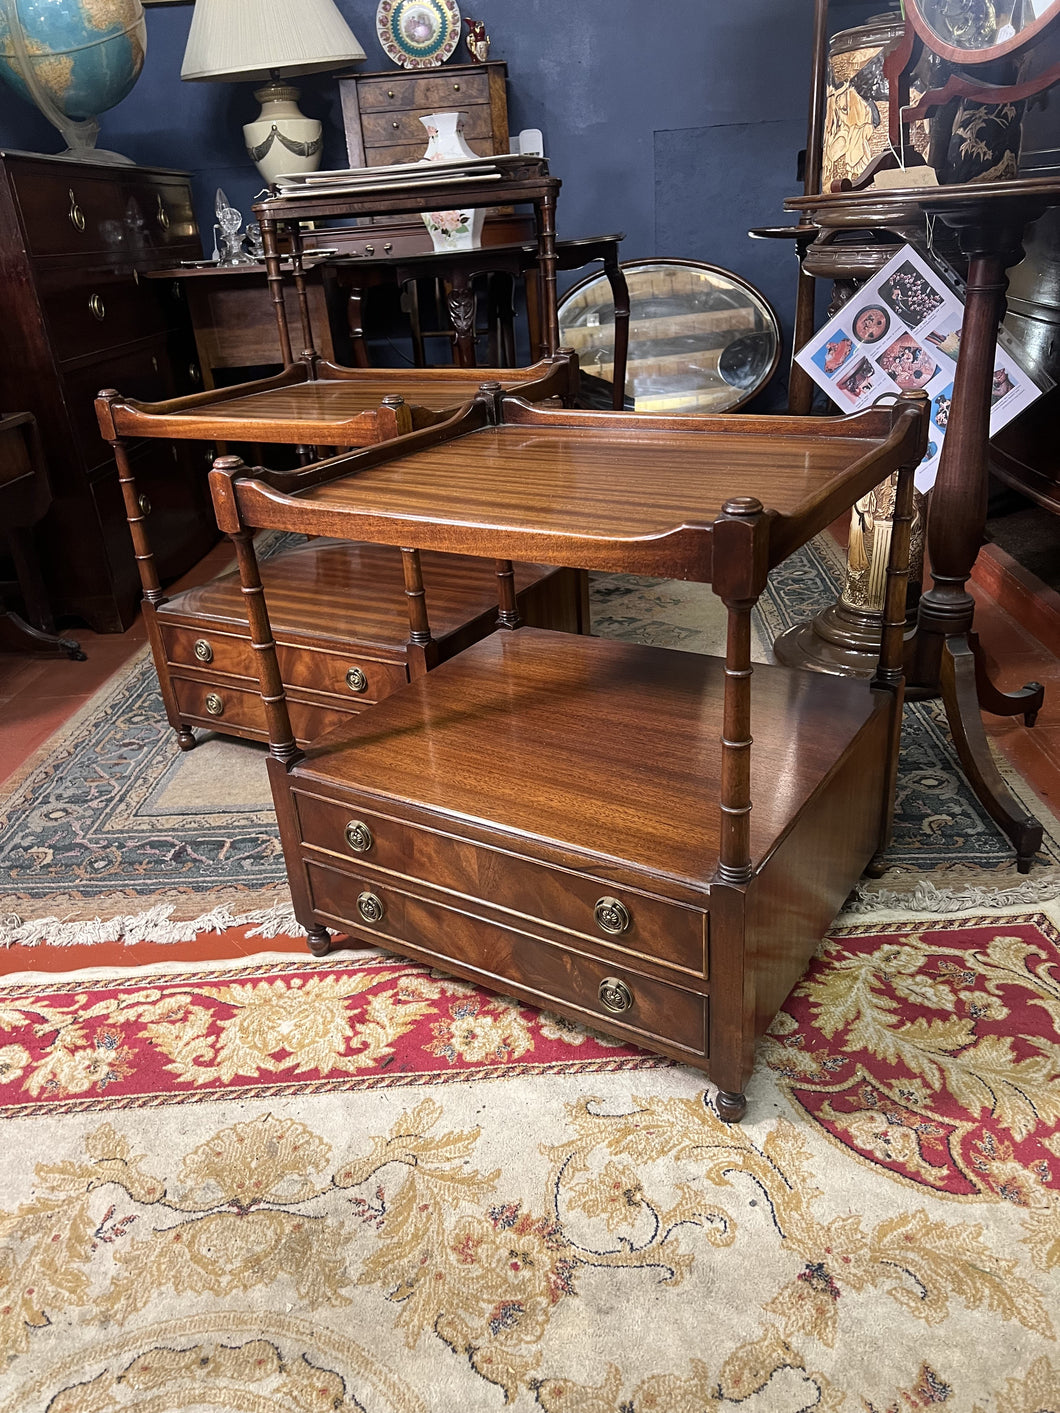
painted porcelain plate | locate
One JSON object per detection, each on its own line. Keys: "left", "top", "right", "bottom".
{"left": 376, "top": 0, "right": 462, "bottom": 69}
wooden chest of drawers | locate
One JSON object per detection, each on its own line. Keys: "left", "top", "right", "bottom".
{"left": 339, "top": 62, "right": 510, "bottom": 168}
{"left": 0, "top": 151, "right": 216, "bottom": 631}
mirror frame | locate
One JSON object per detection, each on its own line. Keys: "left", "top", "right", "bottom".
{"left": 904, "top": 0, "right": 1060, "bottom": 65}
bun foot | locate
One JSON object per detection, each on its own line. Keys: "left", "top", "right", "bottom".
{"left": 306, "top": 925, "right": 332, "bottom": 957}
{"left": 713, "top": 1089, "right": 747, "bottom": 1124}
{"left": 864, "top": 852, "right": 889, "bottom": 879}
{"left": 176, "top": 729, "right": 196, "bottom": 752}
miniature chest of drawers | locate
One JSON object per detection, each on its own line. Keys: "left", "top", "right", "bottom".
{"left": 0, "top": 151, "right": 215, "bottom": 632}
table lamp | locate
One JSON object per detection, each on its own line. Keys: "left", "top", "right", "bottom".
{"left": 181, "top": 0, "right": 366, "bottom": 185}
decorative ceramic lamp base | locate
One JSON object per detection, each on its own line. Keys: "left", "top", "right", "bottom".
{"left": 773, "top": 478, "right": 924, "bottom": 678}
{"left": 419, "top": 110, "right": 484, "bottom": 251}
{"left": 244, "top": 81, "right": 324, "bottom": 186}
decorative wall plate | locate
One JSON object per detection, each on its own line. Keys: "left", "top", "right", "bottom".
{"left": 376, "top": 0, "right": 462, "bottom": 69}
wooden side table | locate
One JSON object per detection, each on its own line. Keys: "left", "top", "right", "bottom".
{"left": 207, "top": 389, "right": 928, "bottom": 1121}
{"left": 787, "top": 175, "right": 1060, "bottom": 871}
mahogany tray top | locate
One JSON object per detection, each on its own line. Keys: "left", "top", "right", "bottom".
{"left": 97, "top": 355, "right": 577, "bottom": 449}
{"left": 165, "top": 540, "right": 564, "bottom": 651}
{"left": 212, "top": 397, "right": 928, "bottom": 578}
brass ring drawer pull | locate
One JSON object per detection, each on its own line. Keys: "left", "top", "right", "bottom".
{"left": 68, "top": 190, "right": 85, "bottom": 231}
{"left": 344, "top": 820, "right": 373, "bottom": 854}
{"left": 357, "top": 891, "right": 384, "bottom": 924}
{"left": 193, "top": 639, "right": 213, "bottom": 664}
{"left": 138, "top": 493, "right": 151, "bottom": 516}
{"left": 205, "top": 693, "right": 225, "bottom": 716}
{"left": 594, "top": 897, "right": 631, "bottom": 935}
{"left": 346, "top": 666, "right": 368, "bottom": 693}
{"left": 156, "top": 193, "right": 170, "bottom": 230}
{"left": 598, "top": 977, "right": 634, "bottom": 1013}
{"left": 88, "top": 293, "right": 105, "bottom": 321}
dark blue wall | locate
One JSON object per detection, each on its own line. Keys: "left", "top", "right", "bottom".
{"left": 0, "top": 1, "right": 885, "bottom": 389}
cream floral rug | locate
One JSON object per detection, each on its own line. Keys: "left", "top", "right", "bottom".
{"left": 2, "top": 903, "right": 1060, "bottom": 1410}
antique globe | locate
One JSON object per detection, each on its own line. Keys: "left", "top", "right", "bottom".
{"left": 0, "top": 0, "right": 147, "bottom": 162}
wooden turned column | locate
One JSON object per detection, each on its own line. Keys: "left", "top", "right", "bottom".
{"left": 260, "top": 217, "right": 294, "bottom": 366}
{"left": 401, "top": 547, "right": 439, "bottom": 677}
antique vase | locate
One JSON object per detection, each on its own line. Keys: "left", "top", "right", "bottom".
{"left": 419, "top": 110, "right": 484, "bottom": 251}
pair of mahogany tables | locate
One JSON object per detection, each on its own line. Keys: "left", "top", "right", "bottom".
{"left": 95, "top": 164, "right": 1051, "bottom": 1121}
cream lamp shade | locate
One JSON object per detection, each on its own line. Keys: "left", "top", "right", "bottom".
{"left": 181, "top": 0, "right": 366, "bottom": 185}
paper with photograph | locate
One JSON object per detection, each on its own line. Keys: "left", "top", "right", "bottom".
{"left": 794, "top": 244, "right": 1047, "bottom": 491}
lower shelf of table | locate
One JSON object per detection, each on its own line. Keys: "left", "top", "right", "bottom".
{"left": 271, "top": 628, "right": 897, "bottom": 1084}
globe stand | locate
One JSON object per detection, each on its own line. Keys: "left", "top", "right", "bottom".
{"left": 55, "top": 115, "right": 134, "bottom": 166}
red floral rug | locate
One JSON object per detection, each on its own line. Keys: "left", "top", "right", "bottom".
{"left": 1, "top": 912, "right": 1058, "bottom": 1413}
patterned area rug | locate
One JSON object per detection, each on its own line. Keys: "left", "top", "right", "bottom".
{"left": 1, "top": 537, "right": 1057, "bottom": 943}
{"left": 1, "top": 905, "right": 1059, "bottom": 1411}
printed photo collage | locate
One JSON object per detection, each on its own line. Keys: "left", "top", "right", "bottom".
{"left": 794, "top": 244, "right": 1046, "bottom": 492}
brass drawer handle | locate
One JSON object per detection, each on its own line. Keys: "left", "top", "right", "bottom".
{"left": 595, "top": 897, "right": 631, "bottom": 935}
{"left": 88, "top": 293, "right": 105, "bottom": 321}
{"left": 345, "top": 820, "right": 373, "bottom": 854}
{"left": 358, "top": 891, "right": 384, "bottom": 924}
{"left": 346, "top": 666, "right": 368, "bottom": 693}
{"left": 383, "top": 242, "right": 392, "bottom": 253}
{"left": 193, "top": 639, "right": 213, "bottom": 664}
{"left": 205, "top": 692, "right": 224, "bottom": 716}
{"left": 138, "top": 493, "right": 151, "bottom": 516}
{"left": 387, "top": 88, "right": 395, "bottom": 98}
{"left": 156, "top": 193, "right": 170, "bottom": 230}
{"left": 391, "top": 120, "right": 400, "bottom": 129}
{"left": 68, "top": 189, "right": 85, "bottom": 232}
{"left": 188, "top": 362, "right": 202, "bottom": 385}
{"left": 364, "top": 244, "right": 375, "bottom": 255}
{"left": 598, "top": 977, "right": 634, "bottom": 1013}
{"left": 453, "top": 82, "right": 460, "bottom": 91}
{"left": 151, "top": 356, "right": 159, "bottom": 373}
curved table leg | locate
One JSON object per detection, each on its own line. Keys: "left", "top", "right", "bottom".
{"left": 940, "top": 636, "right": 1043, "bottom": 872}
{"left": 969, "top": 630, "right": 1044, "bottom": 725}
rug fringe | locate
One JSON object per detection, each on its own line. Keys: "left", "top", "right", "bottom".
{"left": 843, "top": 874, "right": 1060, "bottom": 915}
{"left": 0, "top": 902, "right": 303, "bottom": 948}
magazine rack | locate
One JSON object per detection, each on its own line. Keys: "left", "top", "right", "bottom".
{"left": 209, "top": 389, "right": 928, "bottom": 1121}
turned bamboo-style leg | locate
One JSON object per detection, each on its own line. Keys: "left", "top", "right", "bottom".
{"left": 495, "top": 560, "right": 522, "bottom": 630}
{"left": 709, "top": 495, "right": 770, "bottom": 1124}
{"left": 261, "top": 217, "right": 294, "bottom": 366}
{"left": 535, "top": 190, "right": 560, "bottom": 357}
{"left": 227, "top": 519, "right": 300, "bottom": 768}
{"left": 101, "top": 399, "right": 195, "bottom": 749}
{"left": 289, "top": 224, "right": 318, "bottom": 367}
{"left": 401, "top": 547, "right": 438, "bottom": 678}
{"left": 867, "top": 395, "right": 921, "bottom": 873}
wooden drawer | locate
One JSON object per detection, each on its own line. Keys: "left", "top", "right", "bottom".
{"left": 161, "top": 623, "right": 409, "bottom": 703}
{"left": 362, "top": 104, "right": 493, "bottom": 151}
{"left": 171, "top": 676, "right": 358, "bottom": 744}
{"left": 305, "top": 858, "right": 709, "bottom": 1054}
{"left": 126, "top": 178, "right": 199, "bottom": 254}
{"left": 292, "top": 791, "right": 708, "bottom": 977}
{"left": 66, "top": 336, "right": 188, "bottom": 472}
{"left": 13, "top": 167, "right": 130, "bottom": 256}
{"left": 39, "top": 267, "right": 169, "bottom": 364}
{"left": 356, "top": 70, "right": 490, "bottom": 112}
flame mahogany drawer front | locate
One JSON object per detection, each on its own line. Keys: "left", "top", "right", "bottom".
{"left": 356, "top": 71, "right": 491, "bottom": 113}
{"left": 361, "top": 104, "right": 494, "bottom": 151}
{"left": 161, "top": 624, "right": 409, "bottom": 703}
{"left": 171, "top": 677, "right": 359, "bottom": 745}
{"left": 304, "top": 858, "right": 709, "bottom": 1055}
{"left": 292, "top": 790, "right": 709, "bottom": 979}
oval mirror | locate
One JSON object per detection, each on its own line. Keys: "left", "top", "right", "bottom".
{"left": 558, "top": 259, "right": 781, "bottom": 414}
{"left": 905, "top": 0, "right": 1060, "bottom": 63}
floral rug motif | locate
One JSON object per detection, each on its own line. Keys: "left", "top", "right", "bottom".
{"left": 1, "top": 912, "right": 1059, "bottom": 1411}
{"left": 1, "top": 536, "right": 1057, "bottom": 940}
